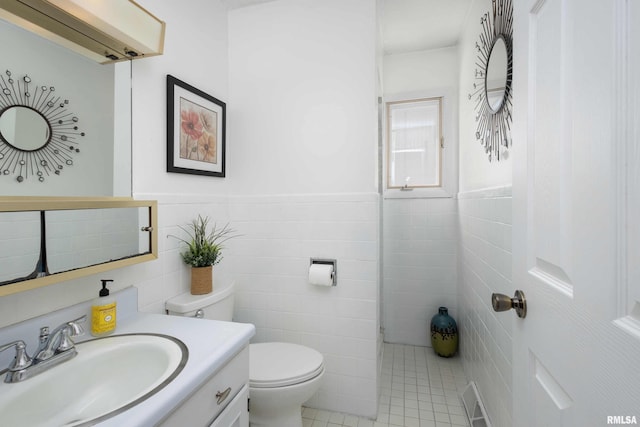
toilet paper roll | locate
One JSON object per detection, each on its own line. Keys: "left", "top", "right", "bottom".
{"left": 308, "top": 264, "right": 334, "bottom": 286}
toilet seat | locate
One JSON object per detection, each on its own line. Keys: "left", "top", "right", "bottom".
{"left": 249, "top": 342, "right": 324, "bottom": 388}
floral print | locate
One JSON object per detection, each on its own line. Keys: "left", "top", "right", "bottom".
{"left": 197, "top": 132, "right": 216, "bottom": 163}
{"left": 200, "top": 110, "right": 215, "bottom": 132}
{"left": 181, "top": 109, "right": 203, "bottom": 140}
{"left": 179, "top": 98, "right": 217, "bottom": 164}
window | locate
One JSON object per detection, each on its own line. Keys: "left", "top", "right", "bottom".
{"left": 386, "top": 97, "right": 443, "bottom": 189}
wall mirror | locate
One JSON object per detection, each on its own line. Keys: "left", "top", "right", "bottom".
{"left": 0, "top": 70, "right": 86, "bottom": 183}
{"left": 485, "top": 36, "right": 508, "bottom": 112}
{"left": 0, "top": 13, "right": 149, "bottom": 296}
{"left": 0, "top": 198, "right": 157, "bottom": 297}
{"left": 0, "top": 16, "right": 132, "bottom": 197}
{"left": 0, "top": 106, "right": 50, "bottom": 151}
{"left": 468, "top": 0, "right": 513, "bottom": 162}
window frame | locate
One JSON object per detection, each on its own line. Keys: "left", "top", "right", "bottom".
{"left": 386, "top": 96, "right": 444, "bottom": 190}
{"left": 383, "top": 89, "right": 457, "bottom": 199}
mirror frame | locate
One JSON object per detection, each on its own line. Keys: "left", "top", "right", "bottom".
{"left": 0, "top": 70, "right": 85, "bottom": 184}
{"left": 468, "top": 0, "right": 513, "bottom": 162}
{"left": 0, "top": 197, "right": 157, "bottom": 296}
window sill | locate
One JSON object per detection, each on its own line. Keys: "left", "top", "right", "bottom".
{"left": 383, "top": 187, "right": 454, "bottom": 199}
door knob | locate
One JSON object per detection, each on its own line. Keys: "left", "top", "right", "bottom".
{"left": 491, "top": 290, "right": 527, "bottom": 318}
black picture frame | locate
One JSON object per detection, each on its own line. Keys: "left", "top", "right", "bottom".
{"left": 167, "top": 75, "right": 226, "bottom": 177}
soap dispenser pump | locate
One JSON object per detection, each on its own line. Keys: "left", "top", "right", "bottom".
{"left": 91, "top": 279, "right": 116, "bottom": 336}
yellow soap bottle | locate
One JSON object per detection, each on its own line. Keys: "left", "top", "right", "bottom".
{"left": 91, "top": 279, "right": 116, "bottom": 336}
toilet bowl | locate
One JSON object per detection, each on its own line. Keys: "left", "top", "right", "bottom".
{"left": 165, "top": 283, "right": 324, "bottom": 427}
{"left": 249, "top": 342, "right": 324, "bottom": 427}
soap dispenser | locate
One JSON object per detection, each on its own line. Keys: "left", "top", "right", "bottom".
{"left": 91, "top": 279, "right": 116, "bottom": 336}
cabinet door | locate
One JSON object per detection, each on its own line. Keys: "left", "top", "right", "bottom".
{"left": 209, "top": 384, "right": 249, "bottom": 427}
{"left": 159, "top": 347, "right": 249, "bottom": 427}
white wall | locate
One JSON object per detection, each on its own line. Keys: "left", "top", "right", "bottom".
{"left": 227, "top": 0, "right": 379, "bottom": 417}
{"left": 384, "top": 47, "right": 458, "bottom": 95}
{"left": 230, "top": 193, "right": 378, "bottom": 416}
{"left": 458, "top": 188, "right": 512, "bottom": 427}
{"left": 131, "top": 0, "right": 231, "bottom": 197}
{"left": 227, "top": 0, "right": 377, "bottom": 195}
{"left": 457, "top": 0, "right": 514, "bottom": 425}
{"left": 381, "top": 47, "right": 460, "bottom": 346}
{"left": 383, "top": 198, "right": 458, "bottom": 346}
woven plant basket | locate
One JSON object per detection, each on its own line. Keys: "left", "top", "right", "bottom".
{"left": 191, "top": 265, "right": 213, "bottom": 295}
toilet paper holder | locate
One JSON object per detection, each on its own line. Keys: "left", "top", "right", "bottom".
{"left": 310, "top": 258, "right": 337, "bottom": 286}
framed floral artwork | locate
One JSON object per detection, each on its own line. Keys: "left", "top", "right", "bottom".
{"left": 167, "top": 75, "right": 225, "bottom": 177}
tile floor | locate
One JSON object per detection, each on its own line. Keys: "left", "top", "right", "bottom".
{"left": 302, "top": 343, "right": 470, "bottom": 427}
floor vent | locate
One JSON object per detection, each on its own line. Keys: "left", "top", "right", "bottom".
{"left": 460, "top": 382, "right": 491, "bottom": 427}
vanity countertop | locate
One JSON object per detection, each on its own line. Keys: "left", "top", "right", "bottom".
{"left": 0, "top": 287, "right": 255, "bottom": 427}
{"left": 99, "top": 312, "right": 254, "bottom": 427}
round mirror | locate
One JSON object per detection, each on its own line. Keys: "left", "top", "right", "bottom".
{"left": 470, "top": 0, "right": 513, "bottom": 162}
{"left": 0, "top": 106, "right": 50, "bottom": 151}
{"left": 485, "top": 37, "right": 508, "bottom": 112}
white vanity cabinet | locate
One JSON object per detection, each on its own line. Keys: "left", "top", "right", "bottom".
{"left": 209, "top": 385, "right": 249, "bottom": 427}
{"left": 160, "top": 346, "right": 250, "bottom": 427}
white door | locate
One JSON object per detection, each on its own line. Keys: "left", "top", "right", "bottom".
{"left": 512, "top": 0, "right": 640, "bottom": 425}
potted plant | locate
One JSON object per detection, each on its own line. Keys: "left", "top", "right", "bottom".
{"left": 172, "top": 215, "right": 237, "bottom": 295}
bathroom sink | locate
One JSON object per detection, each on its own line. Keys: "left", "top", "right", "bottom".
{"left": 0, "top": 333, "right": 188, "bottom": 427}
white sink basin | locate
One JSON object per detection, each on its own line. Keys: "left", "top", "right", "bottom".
{"left": 0, "top": 333, "right": 188, "bottom": 427}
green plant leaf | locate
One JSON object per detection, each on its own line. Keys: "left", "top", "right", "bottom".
{"left": 168, "top": 215, "right": 238, "bottom": 267}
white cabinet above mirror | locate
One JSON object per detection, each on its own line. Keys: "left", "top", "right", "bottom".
{"left": 0, "top": 0, "right": 165, "bottom": 63}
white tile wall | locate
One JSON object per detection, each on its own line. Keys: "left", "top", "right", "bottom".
{"left": 457, "top": 187, "right": 513, "bottom": 427}
{"left": 0, "top": 211, "right": 41, "bottom": 282}
{"left": 229, "top": 193, "right": 379, "bottom": 418}
{"left": 383, "top": 197, "right": 458, "bottom": 346}
{"left": 125, "top": 192, "right": 380, "bottom": 418}
{"left": 0, "top": 208, "right": 139, "bottom": 283}
{"left": 131, "top": 193, "right": 230, "bottom": 314}
{"left": 45, "top": 208, "right": 139, "bottom": 273}
{"left": 0, "top": 192, "right": 380, "bottom": 420}
{"left": 1, "top": 187, "right": 514, "bottom": 425}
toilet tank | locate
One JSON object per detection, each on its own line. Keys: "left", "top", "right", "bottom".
{"left": 165, "top": 283, "right": 235, "bottom": 321}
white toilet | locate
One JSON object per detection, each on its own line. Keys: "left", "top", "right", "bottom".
{"left": 165, "top": 283, "right": 324, "bottom": 427}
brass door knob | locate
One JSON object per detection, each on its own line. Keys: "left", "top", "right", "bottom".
{"left": 491, "top": 290, "right": 527, "bottom": 318}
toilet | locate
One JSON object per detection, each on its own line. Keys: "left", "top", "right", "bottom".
{"left": 165, "top": 283, "right": 324, "bottom": 427}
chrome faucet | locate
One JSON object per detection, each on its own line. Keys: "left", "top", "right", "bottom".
{"left": 34, "top": 315, "right": 86, "bottom": 361}
{"left": 0, "top": 315, "right": 86, "bottom": 383}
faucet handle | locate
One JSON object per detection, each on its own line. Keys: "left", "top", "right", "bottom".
{"left": 56, "top": 315, "right": 87, "bottom": 353}
{"left": 0, "top": 340, "right": 32, "bottom": 371}
{"left": 57, "top": 328, "right": 76, "bottom": 352}
{"left": 66, "top": 315, "right": 87, "bottom": 336}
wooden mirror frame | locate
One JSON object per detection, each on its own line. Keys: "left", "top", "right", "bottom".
{"left": 0, "top": 197, "right": 157, "bottom": 296}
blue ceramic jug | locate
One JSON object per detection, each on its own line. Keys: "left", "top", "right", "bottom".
{"left": 430, "top": 306, "right": 458, "bottom": 357}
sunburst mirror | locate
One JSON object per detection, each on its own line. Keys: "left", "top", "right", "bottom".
{"left": 0, "top": 70, "right": 85, "bottom": 183}
{"left": 468, "top": 0, "right": 513, "bottom": 162}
